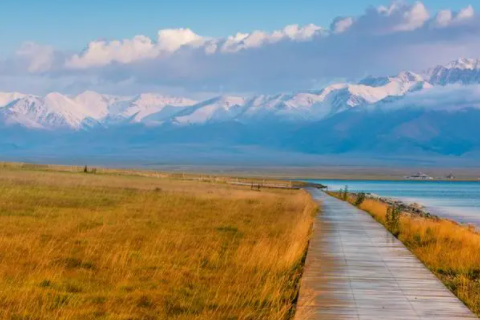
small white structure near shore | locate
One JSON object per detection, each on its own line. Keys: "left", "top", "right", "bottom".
{"left": 405, "top": 172, "right": 433, "bottom": 180}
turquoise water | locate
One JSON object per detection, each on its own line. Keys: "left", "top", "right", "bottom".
{"left": 303, "top": 180, "right": 480, "bottom": 226}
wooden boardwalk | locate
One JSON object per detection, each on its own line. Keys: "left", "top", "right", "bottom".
{"left": 295, "top": 189, "right": 477, "bottom": 320}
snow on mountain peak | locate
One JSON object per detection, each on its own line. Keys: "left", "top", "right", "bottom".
{"left": 43, "top": 93, "right": 92, "bottom": 124}
{"left": 2, "top": 57, "right": 480, "bottom": 130}
{"left": 210, "top": 95, "right": 246, "bottom": 107}
{"left": 132, "top": 93, "right": 196, "bottom": 106}
{"left": 0, "top": 93, "right": 90, "bottom": 129}
{"left": 444, "top": 58, "right": 480, "bottom": 70}
{"left": 0, "top": 92, "right": 26, "bottom": 108}
{"left": 0, "top": 79, "right": 430, "bottom": 129}
{"left": 117, "top": 93, "right": 197, "bottom": 123}
{"left": 74, "top": 91, "right": 112, "bottom": 119}
{"left": 172, "top": 95, "right": 246, "bottom": 125}
{"left": 396, "top": 71, "right": 424, "bottom": 82}
{"left": 0, "top": 91, "right": 199, "bottom": 129}
{"left": 428, "top": 58, "right": 480, "bottom": 85}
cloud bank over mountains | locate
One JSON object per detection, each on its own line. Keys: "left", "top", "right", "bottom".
{"left": 3, "top": 57, "right": 480, "bottom": 160}
{"left": 1, "top": 1, "right": 479, "bottom": 95}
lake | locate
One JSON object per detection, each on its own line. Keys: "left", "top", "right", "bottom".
{"left": 303, "top": 179, "right": 480, "bottom": 226}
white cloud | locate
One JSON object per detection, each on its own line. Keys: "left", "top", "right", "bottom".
{"left": 65, "top": 23, "right": 324, "bottom": 68}
{"left": 458, "top": 5, "right": 475, "bottom": 21}
{"left": 395, "top": 1, "right": 430, "bottom": 31}
{"left": 66, "top": 28, "right": 204, "bottom": 69}
{"left": 435, "top": 10, "right": 454, "bottom": 27}
{"left": 157, "top": 28, "right": 205, "bottom": 52}
{"left": 15, "top": 42, "right": 56, "bottom": 73}
{"left": 381, "top": 84, "right": 480, "bottom": 111}
{"left": 219, "top": 24, "right": 323, "bottom": 53}
{"left": 331, "top": 17, "right": 354, "bottom": 34}
{"left": 339, "top": 1, "right": 431, "bottom": 35}
{"left": 283, "top": 24, "right": 322, "bottom": 40}
{"left": 66, "top": 36, "right": 157, "bottom": 69}
{"left": 432, "top": 5, "right": 475, "bottom": 28}
{"left": 2, "top": 1, "right": 480, "bottom": 95}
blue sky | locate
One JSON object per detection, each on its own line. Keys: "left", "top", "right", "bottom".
{"left": 0, "top": 1, "right": 479, "bottom": 95}
{"left": 0, "top": 0, "right": 476, "bottom": 54}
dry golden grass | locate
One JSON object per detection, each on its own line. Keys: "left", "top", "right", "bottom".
{"left": 0, "top": 167, "right": 317, "bottom": 320}
{"left": 332, "top": 193, "right": 480, "bottom": 316}
{"left": 0, "top": 162, "right": 308, "bottom": 188}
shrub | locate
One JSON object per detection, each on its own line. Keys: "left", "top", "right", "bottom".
{"left": 386, "top": 205, "right": 401, "bottom": 237}
{"left": 342, "top": 185, "right": 349, "bottom": 201}
{"left": 355, "top": 193, "right": 366, "bottom": 206}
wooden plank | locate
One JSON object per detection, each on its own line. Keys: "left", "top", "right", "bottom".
{"left": 295, "top": 189, "right": 477, "bottom": 320}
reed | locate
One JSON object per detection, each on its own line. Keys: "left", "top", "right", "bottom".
{"left": 0, "top": 166, "right": 317, "bottom": 320}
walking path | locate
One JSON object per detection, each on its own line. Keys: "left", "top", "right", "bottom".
{"left": 295, "top": 189, "right": 477, "bottom": 320}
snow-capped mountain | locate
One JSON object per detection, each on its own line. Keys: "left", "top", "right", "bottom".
{"left": 3, "top": 58, "right": 480, "bottom": 159}
{"left": 0, "top": 92, "right": 26, "bottom": 107}
{"left": 106, "top": 93, "right": 197, "bottom": 124}
{"left": 0, "top": 92, "right": 198, "bottom": 129}
{"left": 1, "top": 58, "right": 478, "bottom": 131}
{"left": 73, "top": 91, "right": 123, "bottom": 120}
{"left": 427, "top": 58, "right": 480, "bottom": 86}
{"left": 0, "top": 93, "right": 94, "bottom": 130}
{"left": 0, "top": 70, "right": 429, "bottom": 130}
{"left": 169, "top": 96, "right": 247, "bottom": 125}
{"left": 165, "top": 71, "right": 430, "bottom": 125}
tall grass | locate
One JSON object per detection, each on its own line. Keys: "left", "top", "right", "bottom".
{"left": 332, "top": 193, "right": 480, "bottom": 316}
{"left": 0, "top": 167, "right": 317, "bottom": 320}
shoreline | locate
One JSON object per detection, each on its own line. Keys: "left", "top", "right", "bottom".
{"left": 301, "top": 177, "right": 480, "bottom": 182}
{"left": 3, "top": 161, "right": 480, "bottom": 181}
{"left": 346, "top": 191, "right": 480, "bottom": 232}
{"left": 349, "top": 192, "right": 439, "bottom": 220}
{"left": 315, "top": 179, "right": 480, "bottom": 228}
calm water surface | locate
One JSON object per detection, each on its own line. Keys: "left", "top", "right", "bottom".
{"left": 303, "top": 180, "right": 480, "bottom": 226}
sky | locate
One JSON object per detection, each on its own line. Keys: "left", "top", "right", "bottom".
{"left": 0, "top": 0, "right": 476, "bottom": 53}
{"left": 0, "top": 0, "right": 479, "bottom": 97}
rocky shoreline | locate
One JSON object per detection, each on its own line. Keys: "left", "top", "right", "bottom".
{"left": 353, "top": 192, "right": 439, "bottom": 220}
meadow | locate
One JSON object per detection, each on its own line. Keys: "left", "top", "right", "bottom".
{"left": 331, "top": 192, "right": 480, "bottom": 316}
{"left": 0, "top": 164, "right": 317, "bottom": 320}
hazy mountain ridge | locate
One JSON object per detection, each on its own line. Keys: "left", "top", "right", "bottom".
{"left": 2, "top": 58, "right": 480, "bottom": 158}
{"left": 0, "top": 71, "right": 430, "bottom": 129}
{"left": 2, "top": 58, "right": 479, "bottom": 130}
{"left": 427, "top": 58, "right": 480, "bottom": 86}
{"left": 0, "top": 92, "right": 198, "bottom": 129}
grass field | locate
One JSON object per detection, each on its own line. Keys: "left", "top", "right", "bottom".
{"left": 0, "top": 166, "right": 317, "bottom": 320}
{"left": 331, "top": 193, "right": 480, "bottom": 316}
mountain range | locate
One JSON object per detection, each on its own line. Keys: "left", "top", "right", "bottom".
{"left": 2, "top": 58, "right": 480, "bottom": 163}
{"left": 0, "top": 71, "right": 433, "bottom": 130}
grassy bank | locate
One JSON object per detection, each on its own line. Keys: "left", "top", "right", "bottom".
{"left": 330, "top": 192, "right": 480, "bottom": 316}
{"left": 0, "top": 166, "right": 317, "bottom": 320}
